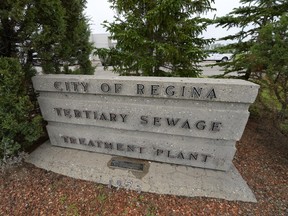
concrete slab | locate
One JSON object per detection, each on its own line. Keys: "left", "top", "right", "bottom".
{"left": 46, "top": 123, "right": 237, "bottom": 171}
{"left": 26, "top": 141, "right": 257, "bottom": 202}
{"left": 32, "top": 75, "right": 259, "bottom": 171}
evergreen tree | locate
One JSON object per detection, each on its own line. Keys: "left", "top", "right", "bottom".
{"left": 0, "top": 0, "right": 93, "bottom": 161}
{"left": 58, "top": 0, "right": 94, "bottom": 74}
{"left": 0, "top": 0, "right": 93, "bottom": 74}
{"left": 215, "top": 0, "right": 288, "bottom": 125}
{"left": 100, "top": 0, "right": 215, "bottom": 77}
{"left": 215, "top": 0, "right": 288, "bottom": 79}
{"left": 0, "top": 58, "right": 43, "bottom": 162}
{"left": 250, "top": 14, "right": 288, "bottom": 118}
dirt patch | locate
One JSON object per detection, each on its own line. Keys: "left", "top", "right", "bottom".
{"left": 0, "top": 117, "right": 287, "bottom": 215}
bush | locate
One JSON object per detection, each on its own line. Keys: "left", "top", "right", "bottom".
{"left": 0, "top": 58, "right": 43, "bottom": 164}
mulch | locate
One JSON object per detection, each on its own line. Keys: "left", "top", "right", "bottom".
{"left": 0, "top": 117, "right": 287, "bottom": 215}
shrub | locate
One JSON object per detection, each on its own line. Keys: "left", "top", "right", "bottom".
{"left": 0, "top": 58, "right": 43, "bottom": 164}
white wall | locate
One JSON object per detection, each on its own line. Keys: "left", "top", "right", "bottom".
{"left": 90, "top": 33, "right": 115, "bottom": 61}
{"left": 91, "top": 33, "right": 110, "bottom": 48}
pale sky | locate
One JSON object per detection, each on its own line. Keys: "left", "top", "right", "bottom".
{"left": 85, "top": 0, "right": 241, "bottom": 41}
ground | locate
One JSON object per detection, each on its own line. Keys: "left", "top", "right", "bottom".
{"left": 0, "top": 116, "right": 287, "bottom": 215}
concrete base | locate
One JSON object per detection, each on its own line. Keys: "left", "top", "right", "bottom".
{"left": 26, "top": 141, "right": 256, "bottom": 202}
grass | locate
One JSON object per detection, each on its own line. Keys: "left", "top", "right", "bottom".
{"left": 146, "top": 205, "right": 157, "bottom": 216}
{"left": 250, "top": 85, "right": 288, "bottom": 136}
{"left": 59, "top": 195, "right": 67, "bottom": 205}
{"left": 279, "top": 121, "right": 288, "bottom": 134}
{"left": 97, "top": 193, "right": 107, "bottom": 203}
{"left": 59, "top": 195, "right": 79, "bottom": 216}
{"left": 67, "top": 203, "right": 79, "bottom": 216}
{"left": 260, "top": 88, "right": 282, "bottom": 111}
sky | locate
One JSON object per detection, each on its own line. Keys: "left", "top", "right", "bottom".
{"left": 85, "top": 0, "right": 242, "bottom": 41}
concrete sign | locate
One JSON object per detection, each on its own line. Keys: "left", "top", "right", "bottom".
{"left": 32, "top": 75, "right": 259, "bottom": 172}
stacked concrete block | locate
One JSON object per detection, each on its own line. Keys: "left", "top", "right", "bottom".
{"left": 32, "top": 75, "right": 259, "bottom": 171}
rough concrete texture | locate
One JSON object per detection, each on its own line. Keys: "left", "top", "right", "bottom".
{"left": 32, "top": 75, "right": 259, "bottom": 170}
{"left": 38, "top": 96, "right": 250, "bottom": 140}
{"left": 47, "top": 123, "right": 236, "bottom": 171}
{"left": 32, "top": 75, "right": 259, "bottom": 103}
{"left": 26, "top": 141, "right": 257, "bottom": 203}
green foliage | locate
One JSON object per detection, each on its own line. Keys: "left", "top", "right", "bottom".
{"left": 67, "top": 203, "right": 79, "bottom": 216}
{"left": 97, "top": 193, "right": 107, "bottom": 203}
{"left": 0, "top": 0, "right": 93, "bottom": 162}
{"left": 0, "top": 0, "right": 94, "bottom": 74}
{"left": 259, "top": 89, "right": 282, "bottom": 112}
{"left": 0, "top": 58, "right": 43, "bottom": 162}
{"left": 59, "top": 195, "right": 68, "bottom": 205}
{"left": 215, "top": 0, "right": 288, "bottom": 128}
{"left": 279, "top": 121, "right": 288, "bottom": 135}
{"left": 145, "top": 205, "right": 157, "bottom": 216}
{"left": 215, "top": 0, "right": 288, "bottom": 79}
{"left": 250, "top": 15, "right": 288, "bottom": 118}
{"left": 101, "top": 0, "right": 215, "bottom": 77}
{"left": 57, "top": 0, "right": 94, "bottom": 75}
